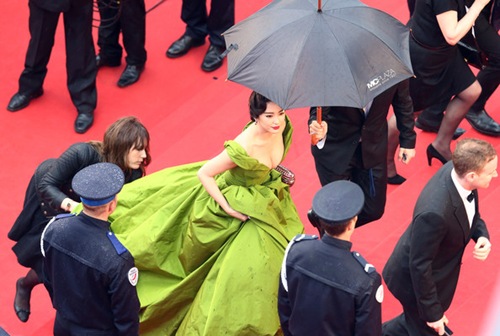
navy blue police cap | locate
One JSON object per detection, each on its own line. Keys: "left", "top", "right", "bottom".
{"left": 312, "top": 180, "right": 365, "bottom": 225}
{"left": 72, "top": 162, "right": 124, "bottom": 206}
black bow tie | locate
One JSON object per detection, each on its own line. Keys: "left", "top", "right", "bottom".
{"left": 467, "top": 192, "right": 475, "bottom": 203}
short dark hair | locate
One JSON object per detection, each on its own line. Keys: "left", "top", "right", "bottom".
{"left": 320, "top": 218, "right": 351, "bottom": 236}
{"left": 453, "top": 138, "right": 496, "bottom": 177}
{"left": 249, "top": 91, "right": 271, "bottom": 121}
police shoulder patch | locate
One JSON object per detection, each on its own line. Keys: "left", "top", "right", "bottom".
{"left": 55, "top": 213, "right": 76, "bottom": 220}
{"left": 375, "top": 285, "right": 384, "bottom": 303}
{"left": 128, "top": 267, "right": 139, "bottom": 286}
{"left": 292, "top": 233, "right": 318, "bottom": 242}
{"left": 107, "top": 231, "right": 127, "bottom": 255}
{"left": 352, "top": 251, "right": 376, "bottom": 273}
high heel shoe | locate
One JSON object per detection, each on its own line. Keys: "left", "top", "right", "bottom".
{"left": 426, "top": 144, "right": 448, "bottom": 166}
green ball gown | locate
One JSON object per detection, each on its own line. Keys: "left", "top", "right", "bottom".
{"left": 109, "top": 117, "right": 304, "bottom": 335}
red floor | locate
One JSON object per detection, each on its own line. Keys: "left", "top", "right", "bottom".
{"left": 1, "top": 0, "right": 499, "bottom": 335}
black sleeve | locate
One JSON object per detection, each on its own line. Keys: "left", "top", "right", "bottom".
{"left": 393, "top": 80, "right": 416, "bottom": 149}
{"left": 354, "top": 273, "right": 382, "bottom": 336}
{"left": 471, "top": 216, "right": 490, "bottom": 241}
{"left": 38, "top": 143, "right": 99, "bottom": 210}
{"left": 277, "top": 278, "right": 293, "bottom": 336}
{"left": 308, "top": 106, "right": 318, "bottom": 126}
{"left": 110, "top": 256, "right": 140, "bottom": 335}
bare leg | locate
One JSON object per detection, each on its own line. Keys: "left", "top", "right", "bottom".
{"left": 432, "top": 81, "right": 482, "bottom": 160}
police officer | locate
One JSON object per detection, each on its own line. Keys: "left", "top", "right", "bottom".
{"left": 278, "top": 180, "right": 384, "bottom": 336}
{"left": 41, "top": 162, "right": 140, "bottom": 335}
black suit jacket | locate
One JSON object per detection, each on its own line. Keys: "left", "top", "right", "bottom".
{"left": 309, "top": 81, "right": 415, "bottom": 175}
{"left": 383, "top": 162, "right": 489, "bottom": 322}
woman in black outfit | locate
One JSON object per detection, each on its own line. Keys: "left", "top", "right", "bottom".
{"left": 8, "top": 116, "right": 151, "bottom": 322}
{"left": 409, "top": 0, "right": 490, "bottom": 163}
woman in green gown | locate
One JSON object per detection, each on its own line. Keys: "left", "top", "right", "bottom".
{"left": 109, "top": 92, "right": 305, "bottom": 335}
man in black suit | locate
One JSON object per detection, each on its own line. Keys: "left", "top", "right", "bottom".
{"left": 308, "top": 81, "right": 416, "bottom": 227}
{"left": 382, "top": 138, "right": 496, "bottom": 335}
{"left": 96, "top": 0, "right": 147, "bottom": 87}
{"left": 6, "top": 0, "right": 96, "bottom": 134}
{"left": 165, "top": 0, "right": 234, "bottom": 72}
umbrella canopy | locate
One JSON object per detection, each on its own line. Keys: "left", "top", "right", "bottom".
{"left": 223, "top": 0, "right": 414, "bottom": 109}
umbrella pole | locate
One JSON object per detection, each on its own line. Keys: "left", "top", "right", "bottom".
{"left": 311, "top": 106, "right": 322, "bottom": 145}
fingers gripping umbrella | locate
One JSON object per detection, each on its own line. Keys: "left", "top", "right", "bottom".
{"left": 223, "top": 0, "right": 414, "bottom": 111}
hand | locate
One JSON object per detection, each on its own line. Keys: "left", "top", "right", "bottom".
{"left": 61, "top": 198, "right": 79, "bottom": 212}
{"left": 309, "top": 120, "right": 328, "bottom": 140}
{"left": 427, "top": 315, "right": 449, "bottom": 335}
{"left": 473, "top": 237, "right": 491, "bottom": 261}
{"left": 225, "top": 206, "right": 250, "bottom": 222}
{"left": 399, "top": 148, "right": 416, "bottom": 164}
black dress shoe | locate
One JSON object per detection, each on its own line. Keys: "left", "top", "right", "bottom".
{"left": 74, "top": 112, "right": 94, "bottom": 134}
{"left": 117, "top": 64, "right": 144, "bottom": 88}
{"left": 166, "top": 34, "right": 205, "bottom": 58}
{"left": 415, "top": 118, "right": 466, "bottom": 140}
{"left": 201, "top": 45, "right": 225, "bottom": 72}
{"left": 7, "top": 88, "right": 44, "bottom": 112}
{"left": 14, "top": 278, "right": 30, "bottom": 323}
{"left": 387, "top": 174, "right": 406, "bottom": 185}
{"left": 96, "top": 54, "right": 121, "bottom": 68}
{"left": 465, "top": 109, "right": 500, "bottom": 137}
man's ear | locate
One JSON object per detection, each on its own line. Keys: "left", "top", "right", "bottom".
{"left": 109, "top": 197, "right": 118, "bottom": 213}
{"left": 348, "top": 216, "right": 357, "bottom": 231}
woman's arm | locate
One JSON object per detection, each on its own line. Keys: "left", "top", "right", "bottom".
{"left": 38, "top": 143, "right": 99, "bottom": 212}
{"left": 437, "top": 0, "right": 490, "bottom": 45}
{"left": 197, "top": 150, "right": 249, "bottom": 221}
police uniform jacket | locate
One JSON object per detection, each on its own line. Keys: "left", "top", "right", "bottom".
{"left": 42, "top": 212, "right": 140, "bottom": 335}
{"left": 8, "top": 142, "right": 142, "bottom": 272}
{"left": 278, "top": 234, "right": 383, "bottom": 336}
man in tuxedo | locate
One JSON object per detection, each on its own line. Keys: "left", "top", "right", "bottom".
{"left": 6, "top": 0, "right": 97, "bottom": 134}
{"left": 382, "top": 138, "right": 496, "bottom": 336}
{"left": 308, "top": 81, "right": 416, "bottom": 227}
{"left": 165, "top": 0, "right": 234, "bottom": 72}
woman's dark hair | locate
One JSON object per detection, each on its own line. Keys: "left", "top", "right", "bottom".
{"left": 102, "top": 116, "right": 151, "bottom": 176}
{"left": 249, "top": 91, "right": 271, "bottom": 121}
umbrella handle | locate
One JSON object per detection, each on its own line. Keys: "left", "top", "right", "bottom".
{"left": 311, "top": 106, "right": 322, "bottom": 145}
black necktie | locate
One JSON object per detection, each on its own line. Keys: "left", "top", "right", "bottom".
{"left": 467, "top": 192, "right": 475, "bottom": 203}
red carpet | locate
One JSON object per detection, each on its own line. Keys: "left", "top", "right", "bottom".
{"left": 1, "top": 0, "right": 499, "bottom": 335}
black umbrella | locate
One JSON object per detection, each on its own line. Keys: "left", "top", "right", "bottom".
{"left": 223, "top": 0, "right": 413, "bottom": 110}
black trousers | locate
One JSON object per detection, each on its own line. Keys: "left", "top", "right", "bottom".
{"left": 472, "top": 7, "right": 500, "bottom": 112}
{"left": 382, "top": 308, "right": 440, "bottom": 336}
{"left": 97, "top": 0, "right": 147, "bottom": 66}
{"left": 19, "top": 0, "right": 97, "bottom": 114}
{"left": 313, "top": 144, "right": 387, "bottom": 227}
{"left": 181, "top": 0, "right": 235, "bottom": 47}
